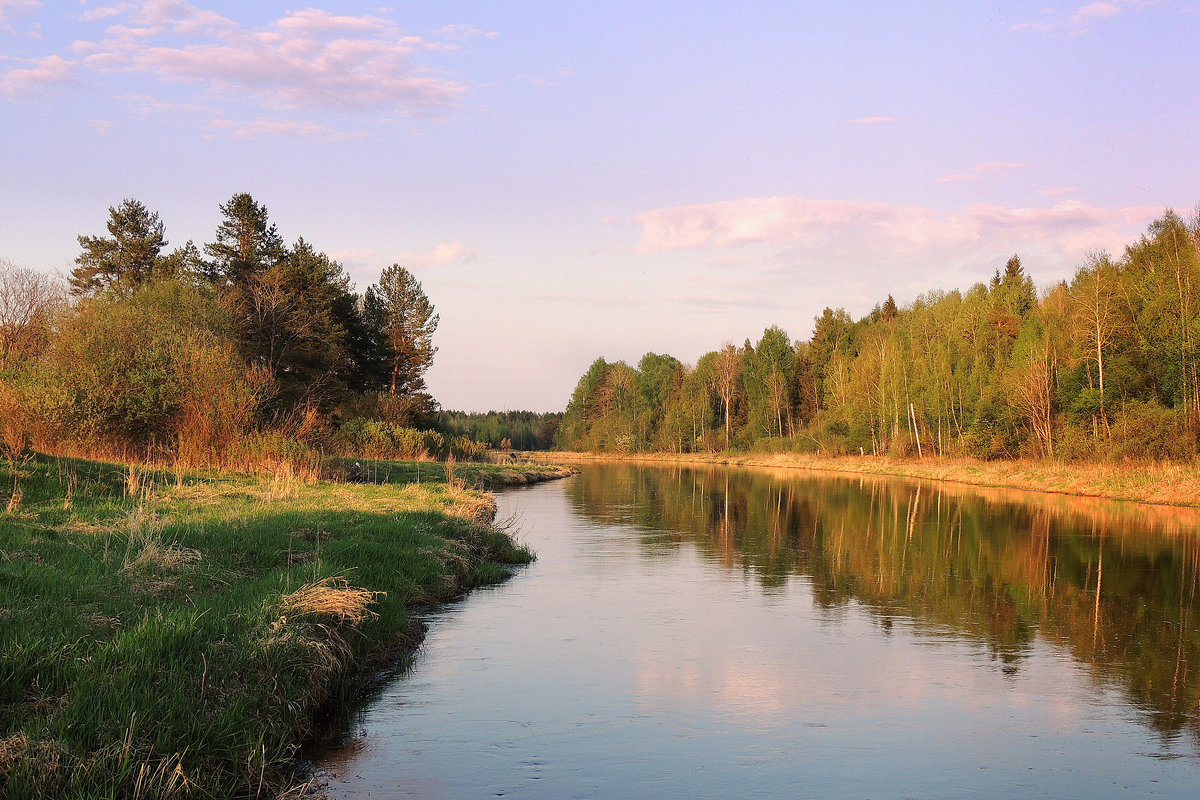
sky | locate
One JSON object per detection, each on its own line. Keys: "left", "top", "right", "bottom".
{"left": 2, "top": 1, "right": 1198, "bottom": 412}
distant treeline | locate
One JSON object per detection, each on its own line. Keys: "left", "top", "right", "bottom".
{"left": 557, "top": 208, "right": 1200, "bottom": 461}
{"left": 436, "top": 410, "right": 562, "bottom": 451}
{"left": 0, "top": 194, "right": 468, "bottom": 469}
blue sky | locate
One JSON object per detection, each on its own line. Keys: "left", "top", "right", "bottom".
{"left": 2, "top": 1, "right": 1198, "bottom": 411}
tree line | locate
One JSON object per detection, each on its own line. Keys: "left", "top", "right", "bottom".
{"left": 557, "top": 208, "right": 1200, "bottom": 461}
{"left": 1, "top": 195, "right": 446, "bottom": 465}
{"left": 436, "top": 410, "right": 562, "bottom": 451}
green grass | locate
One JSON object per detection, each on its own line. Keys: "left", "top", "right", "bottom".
{"left": 0, "top": 454, "right": 538, "bottom": 798}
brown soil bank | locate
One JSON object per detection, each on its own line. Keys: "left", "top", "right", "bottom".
{"left": 528, "top": 451, "right": 1200, "bottom": 509}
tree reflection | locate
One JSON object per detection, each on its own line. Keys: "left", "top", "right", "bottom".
{"left": 567, "top": 464, "right": 1200, "bottom": 745}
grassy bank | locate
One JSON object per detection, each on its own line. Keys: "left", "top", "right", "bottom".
{"left": 329, "top": 456, "right": 578, "bottom": 489}
{"left": 0, "top": 454, "right": 566, "bottom": 798}
{"left": 532, "top": 451, "right": 1200, "bottom": 508}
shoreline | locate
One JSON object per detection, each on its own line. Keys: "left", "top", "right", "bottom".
{"left": 0, "top": 455, "right": 575, "bottom": 799}
{"left": 526, "top": 451, "right": 1200, "bottom": 509}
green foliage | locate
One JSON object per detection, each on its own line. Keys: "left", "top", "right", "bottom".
{"left": 435, "top": 410, "right": 561, "bottom": 450}
{"left": 203, "top": 192, "right": 285, "bottom": 285}
{"left": 335, "top": 417, "right": 486, "bottom": 461}
{"left": 369, "top": 264, "right": 439, "bottom": 399}
{"left": 40, "top": 282, "right": 264, "bottom": 454}
{"left": 70, "top": 198, "right": 168, "bottom": 297}
{"left": 38, "top": 195, "right": 459, "bottom": 463}
{"left": 554, "top": 208, "right": 1200, "bottom": 462}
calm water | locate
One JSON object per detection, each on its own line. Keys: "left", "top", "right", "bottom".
{"left": 313, "top": 464, "right": 1200, "bottom": 798}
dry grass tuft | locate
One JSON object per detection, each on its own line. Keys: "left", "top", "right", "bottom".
{"left": 123, "top": 540, "right": 201, "bottom": 573}
{"left": 0, "top": 734, "right": 62, "bottom": 782}
{"left": 424, "top": 540, "right": 474, "bottom": 583}
{"left": 131, "top": 753, "right": 192, "bottom": 799}
{"left": 444, "top": 487, "right": 497, "bottom": 524}
{"left": 280, "top": 577, "right": 382, "bottom": 626}
{"left": 121, "top": 508, "right": 201, "bottom": 573}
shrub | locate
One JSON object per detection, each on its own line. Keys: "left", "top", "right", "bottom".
{"left": 1108, "top": 400, "right": 1192, "bottom": 461}
{"left": 41, "top": 282, "right": 264, "bottom": 459}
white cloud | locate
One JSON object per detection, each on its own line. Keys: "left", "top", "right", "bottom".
{"left": 938, "top": 161, "right": 1027, "bottom": 183}
{"left": 0, "top": 54, "right": 74, "bottom": 95}
{"left": 71, "top": 1, "right": 470, "bottom": 114}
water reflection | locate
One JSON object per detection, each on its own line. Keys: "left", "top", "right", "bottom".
{"left": 567, "top": 464, "right": 1200, "bottom": 746}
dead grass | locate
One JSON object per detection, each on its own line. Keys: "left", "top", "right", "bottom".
{"left": 0, "top": 735, "right": 62, "bottom": 783}
{"left": 280, "top": 576, "right": 381, "bottom": 626}
{"left": 539, "top": 451, "right": 1200, "bottom": 508}
{"left": 122, "top": 540, "right": 201, "bottom": 573}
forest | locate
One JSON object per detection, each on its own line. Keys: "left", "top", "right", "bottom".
{"left": 0, "top": 194, "right": 493, "bottom": 477}
{"left": 557, "top": 208, "right": 1200, "bottom": 462}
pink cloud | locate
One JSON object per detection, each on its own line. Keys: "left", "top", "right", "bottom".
{"left": 1073, "top": 2, "right": 1124, "bottom": 23}
{"left": 0, "top": 54, "right": 74, "bottom": 95}
{"left": 632, "top": 195, "right": 1161, "bottom": 270}
{"left": 846, "top": 116, "right": 898, "bottom": 124}
{"left": 0, "top": 0, "right": 40, "bottom": 34}
{"left": 397, "top": 240, "right": 478, "bottom": 268}
{"left": 436, "top": 24, "right": 499, "bottom": 42}
{"left": 72, "top": 1, "right": 469, "bottom": 113}
{"left": 938, "top": 161, "right": 1027, "bottom": 183}
{"left": 1013, "top": 0, "right": 1163, "bottom": 33}
{"left": 206, "top": 117, "right": 364, "bottom": 142}
{"left": 79, "top": 4, "right": 136, "bottom": 23}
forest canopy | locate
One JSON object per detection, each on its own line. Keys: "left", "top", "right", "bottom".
{"left": 557, "top": 208, "right": 1200, "bottom": 462}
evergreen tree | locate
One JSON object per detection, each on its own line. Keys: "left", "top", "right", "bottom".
{"left": 203, "top": 193, "right": 285, "bottom": 285}
{"left": 369, "top": 264, "right": 439, "bottom": 398}
{"left": 71, "top": 198, "right": 167, "bottom": 296}
{"left": 881, "top": 295, "right": 899, "bottom": 321}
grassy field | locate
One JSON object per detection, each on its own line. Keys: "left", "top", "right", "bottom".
{"left": 535, "top": 451, "right": 1200, "bottom": 508}
{"left": 0, "top": 454, "right": 570, "bottom": 798}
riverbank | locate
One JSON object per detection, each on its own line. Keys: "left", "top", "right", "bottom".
{"left": 0, "top": 454, "right": 571, "bottom": 798}
{"left": 529, "top": 451, "right": 1200, "bottom": 508}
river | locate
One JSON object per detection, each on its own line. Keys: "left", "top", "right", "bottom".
{"left": 312, "top": 463, "right": 1200, "bottom": 798}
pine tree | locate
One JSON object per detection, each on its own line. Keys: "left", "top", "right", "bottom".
{"left": 203, "top": 193, "right": 285, "bottom": 286}
{"left": 71, "top": 199, "right": 167, "bottom": 296}
{"left": 369, "top": 264, "right": 439, "bottom": 397}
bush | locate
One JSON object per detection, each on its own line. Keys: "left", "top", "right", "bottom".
{"left": 1109, "top": 400, "right": 1192, "bottom": 461}
{"left": 334, "top": 418, "right": 487, "bottom": 461}
{"left": 41, "top": 282, "right": 264, "bottom": 458}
